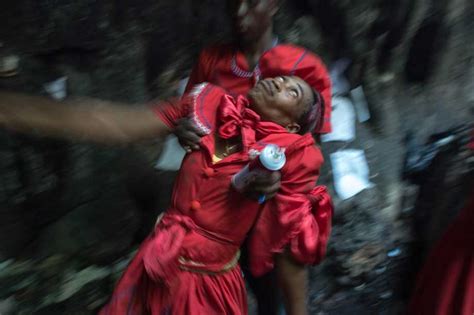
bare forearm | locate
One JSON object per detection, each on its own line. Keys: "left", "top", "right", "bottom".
{"left": 275, "top": 252, "right": 308, "bottom": 315}
{"left": 0, "top": 92, "right": 171, "bottom": 144}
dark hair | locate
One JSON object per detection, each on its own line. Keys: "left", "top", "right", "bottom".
{"left": 298, "top": 90, "right": 324, "bottom": 135}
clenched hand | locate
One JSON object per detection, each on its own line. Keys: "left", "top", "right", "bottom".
{"left": 175, "top": 118, "right": 207, "bottom": 152}
{"left": 244, "top": 171, "right": 281, "bottom": 201}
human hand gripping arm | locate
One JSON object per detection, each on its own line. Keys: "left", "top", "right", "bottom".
{"left": 175, "top": 118, "right": 208, "bottom": 152}
{"left": 175, "top": 48, "right": 213, "bottom": 152}
{"left": 0, "top": 91, "right": 173, "bottom": 144}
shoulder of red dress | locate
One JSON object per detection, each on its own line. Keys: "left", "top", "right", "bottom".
{"left": 201, "top": 43, "right": 235, "bottom": 59}
{"left": 269, "top": 44, "right": 324, "bottom": 63}
{"left": 284, "top": 133, "right": 319, "bottom": 154}
{"left": 186, "top": 82, "right": 227, "bottom": 135}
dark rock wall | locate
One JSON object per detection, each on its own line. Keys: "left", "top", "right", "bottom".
{"left": 0, "top": 0, "right": 473, "bottom": 314}
{"left": 0, "top": 2, "right": 231, "bottom": 313}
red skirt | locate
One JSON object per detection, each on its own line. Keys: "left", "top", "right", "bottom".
{"left": 99, "top": 217, "right": 248, "bottom": 315}
{"left": 407, "top": 195, "right": 474, "bottom": 315}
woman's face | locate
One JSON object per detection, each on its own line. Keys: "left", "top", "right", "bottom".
{"left": 229, "top": 0, "right": 278, "bottom": 44}
{"left": 248, "top": 76, "right": 313, "bottom": 128}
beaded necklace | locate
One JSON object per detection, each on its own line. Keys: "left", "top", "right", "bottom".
{"left": 230, "top": 38, "right": 278, "bottom": 82}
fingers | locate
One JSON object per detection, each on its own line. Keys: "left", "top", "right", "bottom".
{"left": 193, "top": 125, "right": 208, "bottom": 137}
{"left": 181, "top": 118, "right": 208, "bottom": 136}
{"left": 252, "top": 171, "right": 281, "bottom": 187}
{"left": 175, "top": 118, "right": 205, "bottom": 151}
{"left": 182, "top": 145, "right": 192, "bottom": 153}
{"left": 177, "top": 130, "right": 201, "bottom": 149}
{"left": 244, "top": 171, "right": 281, "bottom": 201}
{"left": 253, "top": 180, "right": 281, "bottom": 198}
{"left": 245, "top": 191, "right": 261, "bottom": 201}
{"left": 257, "top": 171, "right": 281, "bottom": 184}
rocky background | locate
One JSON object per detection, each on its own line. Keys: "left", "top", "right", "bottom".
{"left": 0, "top": 0, "right": 473, "bottom": 314}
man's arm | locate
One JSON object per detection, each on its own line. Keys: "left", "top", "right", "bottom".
{"left": 275, "top": 250, "right": 308, "bottom": 315}
{"left": 0, "top": 91, "right": 171, "bottom": 144}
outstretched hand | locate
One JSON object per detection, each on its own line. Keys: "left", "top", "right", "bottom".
{"left": 244, "top": 171, "right": 281, "bottom": 201}
{"left": 175, "top": 118, "right": 207, "bottom": 152}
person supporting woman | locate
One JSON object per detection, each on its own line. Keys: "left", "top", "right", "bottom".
{"left": 173, "top": 3, "right": 333, "bottom": 313}
{"left": 0, "top": 75, "right": 333, "bottom": 314}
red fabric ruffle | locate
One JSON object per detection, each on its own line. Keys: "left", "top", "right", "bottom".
{"left": 408, "top": 194, "right": 474, "bottom": 315}
{"left": 249, "top": 185, "right": 333, "bottom": 276}
{"left": 290, "top": 185, "right": 333, "bottom": 264}
{"left": 142, "top": 213, "right": 193, "bottom": 287}
{"left": 216, "top": 93, "right": 290, "bottom": 150}
{"left": 100, "top": 213, "right": 248, "bottom": 315}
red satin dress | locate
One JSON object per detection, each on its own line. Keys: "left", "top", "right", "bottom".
{"left": 184, "top": 43, "right": 332, "bottom": 134}
{"left": 99, "top": 84, "right": 333, "bottom": 314}
{"left": 407, "top": 191, "right": 474, "bottom": 315}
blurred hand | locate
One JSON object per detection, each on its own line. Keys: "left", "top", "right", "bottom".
{"left": 244, "top": 171, "right": 281, "bottom": 201}
{"left": 175, "top": 118, "right": 207, "bottom": 152}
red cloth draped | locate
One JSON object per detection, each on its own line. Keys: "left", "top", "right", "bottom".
{"left": 102, "top": 84, "right": 332, "bottom": 314}
{"left": 290, "top": 186, "right": 333, "bottom": 264}
{"left": 217, "top": 94, "right": 289, "bottom": 150}
{"left": 217, "top": 94, "right": 257, "bottom": 139}
{"left": 407, "top": 192, "right": 474, "bottom": 315}
{"left": 100, "top": 212, "right": 247, "bottom": 315}
{"left": 143, "top": 213, "right": 198, "bottom": 286}
{"left": 249, "top": 177, "right": 333, "bottom": 276}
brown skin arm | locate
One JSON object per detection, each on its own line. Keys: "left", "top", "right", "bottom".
{"left": 275, "top": 250, "right": 309, "bottom": 315}
{"left": 0, "top": 91, "right": 171, "bottom": 144}
{"left": 175, "top": 117, "right": 208, "bottom": 152}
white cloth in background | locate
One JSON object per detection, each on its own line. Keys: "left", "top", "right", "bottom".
{"left": 329, "top": 58, "right": 351, "bottom": 96}
{"left": 350, "top": 85, "right": 371, "bottom": 123}
{"left": 154, "top": 135, "right": 186, "bottom": 171}
{"left": 44, "top": 76, "right": 68, "bottom": 100}
{"left": 321, "top": 96, "right": 356, "bottom": 143}
{"left": 330, "top": 149, "right": 374, "bottom": 200}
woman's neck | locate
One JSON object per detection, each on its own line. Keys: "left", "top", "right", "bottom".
{"left": 240, "top": 27, "right": 275, "bottom": 69}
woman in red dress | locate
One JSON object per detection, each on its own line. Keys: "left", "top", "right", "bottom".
{"left": 407, "top": 191, "right": 474, "bottom": 315}
{"left": 407, "top": 131, "right": 473, "bottom": 315}
{"left": 0, "top": 75, "right": 333, "bottom": 314}
{"left": 170, "top": 2, "right": 333, "bottom": 313}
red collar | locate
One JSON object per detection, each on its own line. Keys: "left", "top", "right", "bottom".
{"left": 217, "top": 94, "right": 288, "bottom": 151}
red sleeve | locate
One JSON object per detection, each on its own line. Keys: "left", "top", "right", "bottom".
{"left": 149, "top": 82, "right": 227, "bottom": 133}
{"left": 185, "top": 48, "right": 213, "bottom": 94}
{"left": 248, "top": 144, "right": 333, "bottom": 276}
{"left": 149, "top": 97, "right": 187, "bottom": 129}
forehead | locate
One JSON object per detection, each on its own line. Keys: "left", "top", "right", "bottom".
{"left": 287, "top": 76, "right": 312, "bottom": 95}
